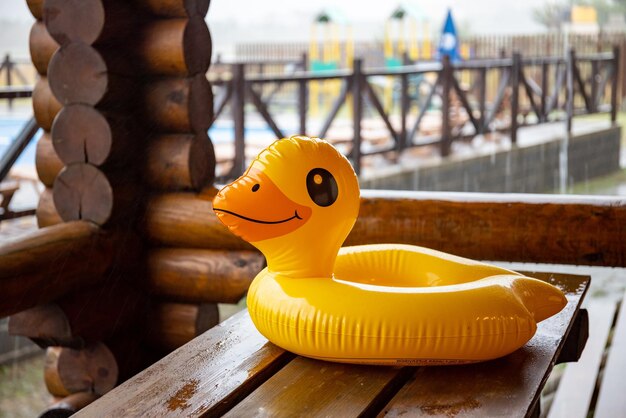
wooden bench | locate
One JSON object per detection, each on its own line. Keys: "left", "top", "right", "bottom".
{"left": 76, "top": 271, "right": 589, "bottom": 418}
{"left": 549, "top": 288, "right": 626, "bottom": 418}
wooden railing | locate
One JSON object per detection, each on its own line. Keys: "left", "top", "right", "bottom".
{"left": 212, "top": 48, "right": 620, "bottom": 179}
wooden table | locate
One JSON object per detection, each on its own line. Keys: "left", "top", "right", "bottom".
{"left": 77, "top": 272, "right": 589, "bottom": 418}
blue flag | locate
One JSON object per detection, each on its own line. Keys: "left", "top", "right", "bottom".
{"left": 438, "top": 9, "right": 461, "bottom": 62}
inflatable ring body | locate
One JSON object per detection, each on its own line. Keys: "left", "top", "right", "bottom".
{"left": 248, "top": 244, "right": 565, "bottom": 365}
{"left": 214, "top": 136, "right": 567, "bottom": 365}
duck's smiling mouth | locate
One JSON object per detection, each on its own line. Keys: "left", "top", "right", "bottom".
{"left": 213, "top": 209, "right": 303, "bottom": 224}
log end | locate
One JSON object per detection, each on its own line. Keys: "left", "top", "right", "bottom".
{"left": 183, "top": 17, "right": 211, "bottom": 75}
{"left": 48, "top": 43, "right": 108, "bottom": 105}
{"left": 51, "top": 104, "right": 112, "bottom": 166}
{"left": 43, "top": 0, "right": 105, "bottom": 46}
{"left": 53, "top": 164, "right": 113, "bottom": 225}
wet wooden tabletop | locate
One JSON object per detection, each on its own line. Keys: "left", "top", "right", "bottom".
{"left": 77, "top": 272, "right": 589, "bottom": 418}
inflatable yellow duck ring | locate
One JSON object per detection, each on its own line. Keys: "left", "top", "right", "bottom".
{"left": 213, "top": 135, "right": 567, "bottom": 365}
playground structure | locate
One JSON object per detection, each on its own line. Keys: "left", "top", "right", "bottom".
{"left": 309, "top": 9, "right": 353, "bottom": 115}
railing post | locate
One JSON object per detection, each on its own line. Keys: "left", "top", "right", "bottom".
{"left": 298, "top": 52, "right": 308, "bottom": 134}
{"left": 541, "top": 61, "right": 548, "bottom": 122}
{"left": 590, "top": 59, "right": 598, "bottom": 113}
{"left": 566, "top": 49, "right": 575, "bottom": 135}
{"left": 510, "top": 52, "right": 521, "bottom": 145}
{"left": 4, "top": 54, "right": 13, "bottom": 109}
{"left": 231, "top": 62, "right": 246, "bottom": 178}
{"left": 478, "top": 67, "right": 487, "bottom": 134}
{"left": 351, "top": 58, "right": 363, "bottom": 175}
{"left": 440, "top": 55, "right": 452, "bottom": 157}
{"left": 611, "top": 45, "right": 620, "bottom": 124}
{"left": 399, "top": 52, "right": 409, "bottom": 153}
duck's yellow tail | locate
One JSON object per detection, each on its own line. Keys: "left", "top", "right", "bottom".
{"left": 510, "top": 276, "right": 568, "bottom": 322}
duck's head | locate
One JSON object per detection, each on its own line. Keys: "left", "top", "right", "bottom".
{"left": 213, "top": 136, "right": 360, "bottom": 278}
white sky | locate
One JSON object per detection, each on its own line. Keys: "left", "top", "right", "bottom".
{"left": 2, "top": 0, "right": 547, "bottom": 34}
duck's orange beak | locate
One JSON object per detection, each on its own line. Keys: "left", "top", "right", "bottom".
{"left": 213, "top": 168, "right": 312, "bottom": 243}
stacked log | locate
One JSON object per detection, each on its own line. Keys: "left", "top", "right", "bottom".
{"left": 133, "top": 1, "right": 264, "bottom": 355}
{"left": 9, "top": 0, "right": 264, "bottom": 414}
{"left": 29, "top": 10, "right": 62, "bottom": 228}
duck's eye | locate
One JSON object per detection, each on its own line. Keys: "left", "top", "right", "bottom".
{"left": 306, "top": 168, "right": 338, "bottom": 207}
{"left": 252, "top": 184, "right": 260, "bottom": 192}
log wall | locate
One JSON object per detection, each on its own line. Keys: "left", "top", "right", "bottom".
{"left": 8, "top": 2, "right": 264, "bottom": 416}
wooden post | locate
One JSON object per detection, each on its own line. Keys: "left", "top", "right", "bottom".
{"left": 4, "top": 54, "right": 13, "bottom": 108}
{"left": 478, "top": 67, "right": 487, "bottom": 134}
{"left": 231, "top": 63, "right": 246, "bottom": 178}
{"left": 440, "top": 55, "right": 452, "bottom": 157}
{"left": 566, "top": 49, "right": 575, "bottom": 135}
{"left": 611, "top": 45, "right": 620, "bottom": 124}
{"left": 541, "top": 62, "right": 548, "bottom": 122}
{"left": 510, "top": 52, "right": 521, "bottom": 145}
{"left": 399, "top": 53, "right": 409, "bottom": 153}
{"left": 351, "top": 58, "right": 363, "bottom": 175}
{"left": 591, "top": 59, "right": 599, "bottom": 113}
{"left": 298, "top": 52, "right": 308, "bottom": 135}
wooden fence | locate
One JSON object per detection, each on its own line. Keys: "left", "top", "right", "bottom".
{"left": 234, "top": 32, "right": 626, "bottom": 105}
{"left": 212, "top": 48, "right": 619, "bottom": 179}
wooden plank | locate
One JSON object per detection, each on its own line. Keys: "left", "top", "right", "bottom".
{"left": 548, "top": 299, "right": 617, "bottom": 418}
{"left": 378, "top": 272, "right": 589, "bottom": 418}
{"left": 80, "top": 272, "right": 588, "bottom": 417}
{"left": 348, "top": 191, "right": 626, "bottom": 268}
{"left": 75, "top": 311, "right": 293, "bottom": 417}
{"left": 224, "top": 357, "right": 410, "bottom": 418}
{"left": 595, "top": 289, "right": 626, "bottom": 417}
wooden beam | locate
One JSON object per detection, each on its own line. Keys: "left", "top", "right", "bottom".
{"left": 44, "top": 343, "right": 118, "bottom": 397}
{"left": 347, "top": 191, "right": 626, "bottom": 267}
{"left": 53, "top": 163, "right": 140, "bottom": 226}
{"left": 134, "top": 17, "right": 211, "bottom": 76}
{"left": 135, "top": 0, "right": 210, "bottom": 18}
{"left": 47, "top": 42, "right": 135, "bottom": 106}
{"left": 43, "top": 0, "right": 135, "bottom": 46}
{"left": 143, "top": 74, "right": 213, "bottom": 133}
{"left": 32, "top": 77, "right": 62, "bottom": 131}
{"left": 29, "top": 21, "right": 59, "bottom": 75}
{"left": 36, "top": 187, "right": 63, "bottom": 228}
{"left": 35, "top": 132, "right": 64, "bottom": 188}
{"left": 26, "top": 0, "right": 44, "bottom": 20}
{"left": 147, "top": 248, "right": 264, "bottom": 304}
{"left": 0, "top": 221, "right": 115, "bottom": 318}
{"left": 145, "top": 132, "right": 215, "bottom": 191}
{"left": 145, "top": 302, "right": 219, "bottom": 352}
{"left": 9, "top": 281, "right": 145, "bottom": 348}
{"left": 145, "top": 190, "right": 254, "bottom": 250}
{"left": 51, "top": 104, "right": 139, "bottom": 167}
{"left": 39, "top": 392, "right": 100, "bottom": 418}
